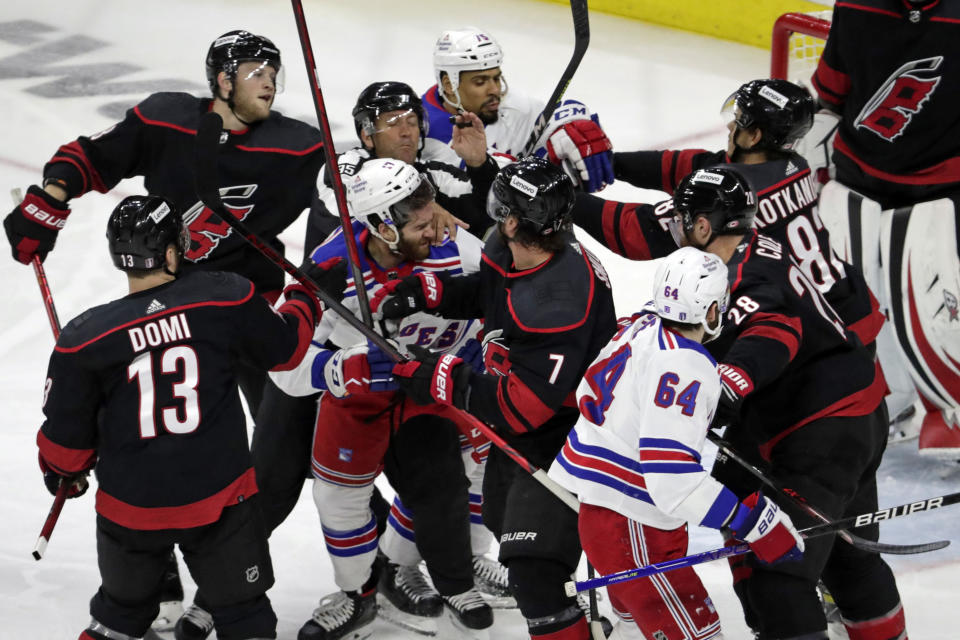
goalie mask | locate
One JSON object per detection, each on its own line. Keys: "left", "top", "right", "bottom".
{"left": 722, "top": 79, "right": 815, "bottom": 152}
{"left": 654, "top": 246, "right": 730, "bottom": 340}
{"left": 345, "top": 158, "right": 436, "bottom": 253}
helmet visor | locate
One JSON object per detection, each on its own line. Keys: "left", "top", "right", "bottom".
{"left": 720, "top": 91, "right": 751, "bottom": 129}
{"left": 235, "top": 59, "right": 285, "bottom": 93}
{"left": 486, "top": 186, "right": 512, "bottom": 224}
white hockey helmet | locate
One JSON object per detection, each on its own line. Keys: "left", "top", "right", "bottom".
{"left": 433, "top": 27, "right": 504, "bottom": 107}
{"left": 653, "top": 246, "right": 729, "bottom": 339}
{"left": 345, "top": 157, "right": 434, "bottom": 251}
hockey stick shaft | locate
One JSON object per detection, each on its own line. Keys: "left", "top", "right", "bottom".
{"left": 195, "top": 112, "right": 581, "bottom": 514}
{"left": 707, "top": 431, "right": 947, "bottom": 555}
{"left": 520, "top": 0, "right": 590, "bottom": 157}
{"left": 566, "top": 490, "right": 959, "bottom": 594}
{"left": 10, "top": 188, "right": 68, "bottom": 560}
{"left": 289, "top": 0, "right": 374, "bottom": 329}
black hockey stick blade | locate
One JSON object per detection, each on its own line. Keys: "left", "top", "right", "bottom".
{"left": 194, "top": 111, "right": 401, "bottom": 360}
{"left": 520, "top": 0, "right": 590, "bottom": 157}
{"left": 707, "top": 431, "right": 948, "bottom": 555}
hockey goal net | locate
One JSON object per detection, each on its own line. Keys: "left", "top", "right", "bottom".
{"left": 770, "top": 11, "right": 832, "bottom": 88}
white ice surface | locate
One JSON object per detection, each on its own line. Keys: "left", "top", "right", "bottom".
{"left": 0, "top": 1, "right": 957, "bottom": 638}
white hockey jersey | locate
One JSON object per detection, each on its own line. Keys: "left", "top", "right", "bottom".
{"left": 270, "top": 220, "right": 484, "bottom": 397}
{"left": 548, "top": 311, "right": 742, "bottom": 532}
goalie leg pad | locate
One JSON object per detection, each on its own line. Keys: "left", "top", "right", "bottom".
{"left": 881, "top": 198, "right": 960, "bottom": 413}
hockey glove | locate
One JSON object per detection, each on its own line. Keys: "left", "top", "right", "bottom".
{"left": 4, "top": 185, "right": 71, "bottom": 264}
{"left": 724, "top": 491, "right": 804, "bottom": 565}
{"left": 392, "top": 344, "right": 471, "bottom": 408}
{"left": 281, "top": 256, "right": 348, "bottom": 326}
{"left": 39, "top": 454, "right": 89, "bottom": 499}
{"left": 313, "top": 340, "right": 397, "bottom": 398}
{"left": 713, "top": 363, "right": 753, "bottom": 428}
{"left": 547, "top": 119, "right": 614, "bottom": 193}
{"left": 455, "top": 336, "right": 486, "bottom": 374}
{"left": 370, "top": 272, "right": 444, "bottom": 320}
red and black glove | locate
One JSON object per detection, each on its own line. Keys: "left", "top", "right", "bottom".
{"left": 4, "top": 185, "right": 72, "bottom": 264}
{"left": 370, "top": 272, "right": 444, "bottom": 320}
{"left": 281, "top": 256, "right": 347, "bottom": 326}
{"left": 713, "top": 363, "right": 753, "bottom": 428}
{"left": 724, "top": 491, "right": 804, "bottom": 565}
{"left": 39, "top": 454, "right": 89, "bottom": 499}
{"left": 392, "top": 344, "right": 471, "bottom": 408}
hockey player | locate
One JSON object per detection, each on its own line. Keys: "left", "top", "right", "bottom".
{"left": 666, "top": 167, "right": 904, "bottom": 639}
{"left": 548, "top": 246, "right": 804, "bottom": 640}
{"left": 378, "top": 157, "right": 619, "bottom": 640}
{"left": 36, "top": 194, "right": 341, "bottom": 640}
{"left": 270, "top": 157, "right": 494, "bottom": 640}
{"left": 422, "top": 27, "right": 614, "bottom": 205}
{"left": 4, "top": 30, "right": 324, "bottom": 415}
{"left": 808, "top": 0, "right": 960, "bottom": 459}
{"left": 556, "top": 78, "right": 885, "bottom": 352}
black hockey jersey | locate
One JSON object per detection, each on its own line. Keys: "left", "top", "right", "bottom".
{"left": 575, "top": 149, "right": 884, "bottom": 345}
{"left": 43, "top": 92, "right": 326, "bottom": 292}
{"left": 813, "top": 0, "right": 960, "bottom": 203}
{"left": 433, "top": 232, "right": 618, "bottom": 467}
{"left": 708, "top": 231, "right": 886, "bottom": 459}
{"left": 37, "top": 271, "right": 316, "bottom": 530}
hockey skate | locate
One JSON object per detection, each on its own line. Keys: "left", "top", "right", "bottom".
{"left": 919, "top": 408, "right": 960, "bottom": 461}
{"left": 471, "top": 554, "right": 516, "bottom": 609}
{"left": 441, "top": 587, "right": 494, "bottom": 637}
{"left": 376, "top": 561, "right": 443, "bottom": 636}
{"left": 174, "top": 604, "right": 213, "bottom": 640}
{"left": 888, "top": 405, "right": 920, "bottom": 444}
{"left": 152, "top": 551, "right": 184, "bottom": 632}
{"left": 298, "top": 590, "right": 377, "bottom": 640}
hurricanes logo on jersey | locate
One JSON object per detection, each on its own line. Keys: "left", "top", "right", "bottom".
{"left": 854, "top": 56, "right": 942, "bottom": 142}
{"left": 182, "top": 184, "right": 257, "bottom": 261}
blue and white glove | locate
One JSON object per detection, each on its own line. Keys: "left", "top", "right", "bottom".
{"left": 312, "top": 340, "right": 397, "bottom": 398}
{"left": 541, "top": 100, "right": 614, "bottom": 193}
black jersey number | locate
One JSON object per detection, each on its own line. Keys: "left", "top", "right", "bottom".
{"left": 127, "top": 346, "right": 201, "bottom": 438}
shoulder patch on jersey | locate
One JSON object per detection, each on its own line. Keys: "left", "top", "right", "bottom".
{"left": 135, "top": 92, "right": 205, "bottom": 131}
{"left": 505, "top": 243, "right": 596, "bottom": 332}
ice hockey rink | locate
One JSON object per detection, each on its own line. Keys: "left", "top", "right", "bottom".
{"left": 0, "top": 0, "right": 957, "bottom": 637}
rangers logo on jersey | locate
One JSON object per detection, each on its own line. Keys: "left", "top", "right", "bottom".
{"left": 854, "top": 56, "right": 942, "bottom": 142}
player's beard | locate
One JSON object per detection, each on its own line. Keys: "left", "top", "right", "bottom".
{"left": 397, "top": 233, "right": 430, "bottom": 261}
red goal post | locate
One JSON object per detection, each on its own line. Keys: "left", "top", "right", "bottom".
{"left": 770, "top": 11, "right": 832, "bottom": 86}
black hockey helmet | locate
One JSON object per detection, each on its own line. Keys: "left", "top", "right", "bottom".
{"left": 205, "top": 30, "right": 282, "bottom": 96}
{"left": 486, "top": 157, "right": 575, "bottom": 236}
{"left": 673, "top": 167, "right": 757, "bottom": 236}
{"left": 352, "top": 81, "right": 428, "bottom": 149}
{"left": 106, "top": 195, "right": 189, "bottom": 272}
{"left": 722, "top": 79, "right": 815, "bottom": 151}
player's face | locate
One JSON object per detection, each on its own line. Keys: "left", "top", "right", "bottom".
{"left": 369, "top": 109, "right": 420, "bottom": 164}
{"left": 457, "top": 68, "right": 504, "bottom": 124}
{"left": 230, "top": 61, "right": 277, "bottom": 123}
{"left": 397, "top": 205, "right": 436, "bottom": 261}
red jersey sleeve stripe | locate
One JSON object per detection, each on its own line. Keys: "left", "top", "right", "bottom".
{"left": 741, "top": 313, "right": 802, "bottom": 361}
{"left": 812, "top": 61, "right": 850, "bottom": 106}
{"left": 271, "top": 299, "right": 316, "bottom": 371}
{"left": 36, "top": 430, "right": 96, "bottom": 474}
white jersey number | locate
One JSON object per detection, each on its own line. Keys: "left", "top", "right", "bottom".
{"left": 127, "top": 346, "right": 201, "bottom": 438}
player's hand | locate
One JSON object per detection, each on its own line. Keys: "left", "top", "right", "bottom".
{"left": 4, "top": 185, "right": 71, "bottom": 264}
{"left": 546, "top": 119, "right": 614, "bottom": 193}
{"left": 430, "top": 202, "right": 467, "bottom": 245}
{"left": 714, "top": 363, "right": 752, "bottom": 428}
{"left": 318, "top": 340, "right": 397, "bottom": 398}
{"left": 39, "top": 455, "right": 89, "bottom": 499}
{"left": 281, "top": 256, "right": 347, "bottom": 327}
{"left": 451, "top": 111, "right": 488, "bottom": 168}
{"left": 370, "top": 272, "right": 444, "bottom": 320}
{"left": 392, "top": 345, "right": 471, "bottom": 408}
{"left": 724, "top": 491, "right": 804, "bottom": 565}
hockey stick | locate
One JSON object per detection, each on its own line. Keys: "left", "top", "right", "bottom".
{"left": 566, "top": 490, "right": 958, "bottom": 595}
{"left": 707, "top": 430, "right": 948, "bottom": 555}
{"left": 195, "top": 112, "right": 580, "bottom": 514}
{"left": 10, "top": 188, "right": 70, "bottom": 561}
{"left": 520, "top": 0, "right": 590, "bottom": 157}
{"left": 289, "top": 0, "right": 374, "bottom": 329}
